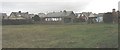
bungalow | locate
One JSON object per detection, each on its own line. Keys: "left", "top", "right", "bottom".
{"left": 42, "top": 10, "right": 76, "bottom": 24}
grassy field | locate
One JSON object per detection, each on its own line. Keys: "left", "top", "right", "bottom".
{"left": 2, "top": 23, "right": 118, "bottom": 48}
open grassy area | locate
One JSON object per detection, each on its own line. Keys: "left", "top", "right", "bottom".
{"left": 2, "top": 23, "right": 118, "bottom": 48}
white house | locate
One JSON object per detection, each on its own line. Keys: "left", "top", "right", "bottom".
{"left": 96, "top": 13, "right": 104, "bottom": 22}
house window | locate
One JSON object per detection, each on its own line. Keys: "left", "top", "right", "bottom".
{"left": 45, "top": 18, "right": 62, "bottom": 21}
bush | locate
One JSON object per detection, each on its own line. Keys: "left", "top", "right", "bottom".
{"left": 32, "top": 15, "right": 40, "bottom": 21}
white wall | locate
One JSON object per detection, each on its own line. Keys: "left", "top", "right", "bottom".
{"left": 96, "top": 17, "right": 103, "bottom": 22}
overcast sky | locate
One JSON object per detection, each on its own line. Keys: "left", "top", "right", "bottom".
{"left": 0, "top": 0, "right": 120, "bottom": 15}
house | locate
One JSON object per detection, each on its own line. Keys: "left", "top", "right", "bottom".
{"left": 42, "top": 10, "right": 76, "bottom": 24}
{"left": 74, "top": 13, "right": 86, "bottom": 22}
{"left": 0, "top": 13, "right": 7, "bottom": 19}
{"left": 73, "top": 12, "right": 97, "bottom": 23}
{"left": 103, "top": 12, "right": 113, "bottom": 23}
{"left": 87, "top": 13, "right": 97, "bottom": 23}
{"left": 103, "top": 9, "right": 119, "bottom": 23}
{"left": 80, "top": 12, "right": 91, "bottom": 21}
{"left": 74, "top": 13, "right": 85, "bottom": 22}
{"left": 2, "top": 11, "right": 32, "bottom": 25}
{"left": 9, "top": 11, "right": 30, "bottom": 20}
{"left": 79, "top": 12, "right": 97, "bottom": 23}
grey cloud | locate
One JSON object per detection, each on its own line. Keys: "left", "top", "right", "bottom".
{"left": 2, "top": 2, "right": 90, "bottom": 15}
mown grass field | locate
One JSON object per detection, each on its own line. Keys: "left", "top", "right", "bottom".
{"left": 2, "top": 23, "right": 118, "bottom": 48}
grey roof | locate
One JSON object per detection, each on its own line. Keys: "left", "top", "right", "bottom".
{"left": 74, "top": 13, "right": 82, "bottom": 18}
{"left": 89, "top": 13, "right": 96, "bottom": 17}
{"left": 38, "top": 13, "right": 46, "bottom": 17}
{"left": 10, "top": 12, "right": 29, "bottom": 18}
{"left": 97, "top": 13, "right": 104, "bottom": 17}
{"left": 0, "top": 13, "right": 7, "bottom": 17}
{"left": 45, "top": 11, "right": 75, "bottom": 17}
{"left": 29, "top": 14, "right": 35, "bottom": 18}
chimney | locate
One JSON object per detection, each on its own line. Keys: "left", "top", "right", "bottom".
{"left": 112, "top": 9, "right": 116, "bottom": 16}
{"left": 60, "top": 11, "right": 62, "bottom": 12}
{"left": 26, "top": 12, "right": 28, "bottom": 14}
{"left": 112, "top": 9, "right": 116, "bottom": 12}
{"left": 117, "top": 10, "right": 119, "bottom": 13}
{"left": 63, "top": 10, "right": 66, "bottom": 13}
{"left": 19, "top": 11, "right": 21, "bottom": 13}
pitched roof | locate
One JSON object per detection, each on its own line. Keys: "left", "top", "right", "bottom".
{"left": 74, "top": 13, "right": 82, "bottom": 18}
{"left": 89, "top": 13, "right": 95, "bottom": 17}
{"left": 45, "top": 11, "right": 75, "bottom": 17}
{"left": 11, "top": 12, "right": 29, "bottom": 18}
{"left": 82, "top": 12, "right": 92, "bottom": 17}
{"left": 81, "top": 12, "right": 97, "bottom": 17}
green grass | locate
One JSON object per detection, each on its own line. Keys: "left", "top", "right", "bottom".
{"left": 2, "top": 23, "right": 118, "bottom": 48}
